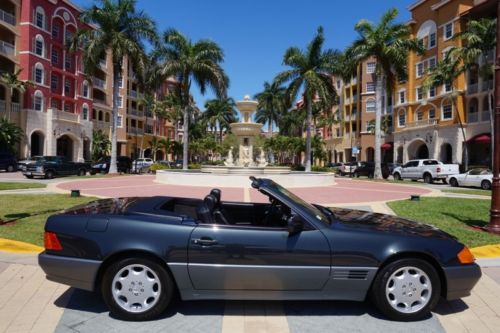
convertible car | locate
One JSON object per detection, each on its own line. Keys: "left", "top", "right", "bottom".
{"left": 39, "top": 177, "right": 481, "bottom": 321}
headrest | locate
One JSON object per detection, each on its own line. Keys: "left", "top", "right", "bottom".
{"left": 204, "top": 194, "right": 217, "bottom": 210}
{"left": 210, "top": 189, "right": 221, "bottom": 202}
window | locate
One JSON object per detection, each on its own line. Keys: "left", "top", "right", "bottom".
{"left": 51, "top": 75, "right": 58, "bottom": 92}
{"left": 64, "top": 103, "right": 72, "bottom": 113}
{"left": 416, "top": 111, "right": 424, "bottom": 121}
{"left": 336, "top": 80, "right": 341, "bottom": 89}
{"left": 428, "top": 86, "right": 436, "bottom": 98}
{"left": 442, "top": 104, "right": 452, "bottom": 120}
{"left": 64, "top": 79, "right": 71, "bottom": 95}
{"left": 65, "top": 31, "right": 73, "bottom": 45}
{"left": 366, "top": 121, "right": 375, "bottom": 132}
{"left": 98, "top": 111, "right": 103, "bottom": 121}
{"left": 444, "top": 81, "right": 452, "bottom": 93}
{"left": 366, "top": 82, "right": 375, "bottom": 93}
{"left": 34, "top": 64, "right": 43, "bottom": 84}
{"left": 118, "top": 95, "right": 123, "bottom": 108}
{"left": 429, "top": 32, "right": 436, "bottom": 48}
{"left": 51, "top": 49, "right": 59, "bottom": 64}
{"left": 366, "top": 62, "right": 376, "bottom": 74}
{"left": 428, "top": 57, "right": 436, "bottom": 70}
{"left": 117, "top": 115, "right": 123, "bottom": 128}
{"left": 65, "top": 56, "right": 72, "bottom": 71}
{"left": 105, "top": 112, "right": 110, "bottom": 122}
{"left": 33, "top": 91, "right": 43, "bottom": 111}
{"left": 429, "top": 108, "right": 436, "bottom": 119}
{"left": 399, "top": 90, "right": 406, "bottom": 104}
{"left": 366, "top": 100, "right": 376, "bottom": 112}
{"left": 398, "top": 110, "right": 406, "bottom": 127}
{"left": 52, "top": 24, "right": 60, "bottom": 39}
{"left": 82, "top": 105, "right": 89, "bottom": 120}
{"left": 118, "top": 75, "right": 123, "bottom": 88}
{"left": 34, "top": 36, "right": 44, "bottom": 56}
{"left": 416, "top": 62, "right": 424, "bottom": 78}
{"left": 416, "top": 87, "right": 423, "bottom": 101}
{"left": 82, "top": 81, "right": 89, "bottom": 97}
{"left": 35, "top": 7, "right": 45, "bottom": 29}
{"left": 444, "top": 22, "right": 453, "bottom": 40}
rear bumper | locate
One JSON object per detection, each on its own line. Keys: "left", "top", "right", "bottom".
{"left": 443, "top": 263, "right": 482, "bottom": 300}
{"left": 38, "top": 252, "right": 102, "bottom": 291}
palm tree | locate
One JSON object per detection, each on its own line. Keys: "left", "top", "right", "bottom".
{"left": 156, "top": 29, "right": 228, "bottom": 170}
{"left": 254, "top": 81, "right": 287, "bottom": 136}
{"left": 349, "top": 8, "right": 424, "bottom": 178}
{"left": 148, "top": 136, "right": 162, "bottom": 161}
{"left": 203, "top": 98, "right": 237, "bottom": 143}
{"left": 274, "top": 27, "right": 337, "bottom": 172}
{"left": 0, "top": 69, "right": 31, "bottom": 121}
{"left": 423, "top": 51, "right": 468, "bottom": 170}
{"left": 0, "top": 118, "right": 23, "bottom": 153}
{"left": 91, "top": 129, "right": 111, "bottom": 161}
{"left": 455, "top": 18, "right": 496, "bottom": 163}
{"left": 70, "top": 0, "right": 157, "bottom": 174}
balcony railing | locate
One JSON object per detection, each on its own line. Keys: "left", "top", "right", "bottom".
{"left": 0, "top": 8, "right": 15, "bottom": 26}
{"left": 404, "top": 119, "right": 438, "bottom": 129}
{"left": 93, "top": 98, "right": 107, "bottom": 106}
{"left": 0, "top": 100, "right": 5, "bottom": 112}
{"left": 0, "top": 40, "right": 15, "bottom": 57}
{"left": 468, "top": 112, "right": 478, "bottom": 123}
{"left": 482, "top": 109, "right": 491, "bottom": 122}
{"left": 467, "top": 83, "right": 478, "bottom": 94}
{"left": 93, "top": 77, "right": 106, "bottom": 89}
{"left": 482, "top": 80, "right": 493, "bottom": 92}
{"left": 52, "top": 108, "right": 79, "bottom": 123}
{"left": 11, "top": 102, "right": 20, "bottom": 112}
{"left": 345, "top": 113, "right": 357, "bottom": 121}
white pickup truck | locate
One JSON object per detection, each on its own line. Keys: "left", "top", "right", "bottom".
{"left": 392, "top": 159, "right": 460, "bottom": 184}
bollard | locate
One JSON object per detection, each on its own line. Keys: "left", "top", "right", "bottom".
{"left": 410, "top": 195, "right": 420, "bottom": 201}
{"left": 71, "top": 189, "right": 80, "bottom": 197}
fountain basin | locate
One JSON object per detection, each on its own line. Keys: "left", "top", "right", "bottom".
{"left": 201, "top": 166, "right": 291, "bottom": 174}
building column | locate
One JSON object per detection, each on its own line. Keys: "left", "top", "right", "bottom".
{"left": 46, "top": 108, "right": 56, "bottom": 155}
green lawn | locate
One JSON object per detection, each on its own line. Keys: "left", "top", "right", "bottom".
{"left": 441, "top": 189, "right": 491, "bottom": 197}
{"left": 0, "top": 182, "right": 47, "bottom": 191}
{"left": 388, "top": 197, "right": 500, "bottom": 248}
{"left": 0, "top": 194, "right": 96, "bottom": 246}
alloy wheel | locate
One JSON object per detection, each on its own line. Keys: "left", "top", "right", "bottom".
{"left": 385, "top": 266, "right": 432, "bottom": 314}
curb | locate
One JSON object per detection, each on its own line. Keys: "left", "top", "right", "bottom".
{"left": 0, "top": 238, "right": 43, "bottom": 254}
{"left": 471, "top": 244, "right": 500, "bottom": 259}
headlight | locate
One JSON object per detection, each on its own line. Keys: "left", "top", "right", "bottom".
{"left": 36, "top": 166, "right": 43, "bottom": 172}
{"left": 102, "top": 163, "right": 107, "bottom": 168}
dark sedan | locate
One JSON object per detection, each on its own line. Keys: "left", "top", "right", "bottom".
{"left": 39, "top": 177, "right": 480, "bottom": 321}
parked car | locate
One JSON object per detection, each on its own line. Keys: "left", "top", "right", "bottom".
{"left": 39, "top": 177, "right": 480, "bottom": 321}
{"left": 447, "top": 168, "right": 492, "bottom": 190}
{"left": 338, "top": 162, "right": 358, "bottom": 176}
{"left": 90, "top": 156, "right": 132, "bottom": 175}
{"left": 131, "top": 158, "right": 154, "bottom": 173}
{"left": 18, "top": 156, "right": 44, "bottom": 170}
{"left": 22, "top": 156, "right": 90, "bottom": 179}
{"left": 0, "top": 152, "right": 17, "bottom": 172}
{"left": 392, "top": 159, "right": 460, "bottom": 184}
{"left": 353, "top": 162, "right": 390, "bottom": 179}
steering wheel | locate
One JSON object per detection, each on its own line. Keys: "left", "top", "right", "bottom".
{"left": 262, "top": 198, "right": 288, "bottom": 227}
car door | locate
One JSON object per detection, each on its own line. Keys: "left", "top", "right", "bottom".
{"left": 464, "top": 169, "right": 480, "bottom": 187}
{"left": 400, "top": 162, "right": 412, "bottom": 178}
{"left": 187, "top": 216, "right": 331, "bottom": 291}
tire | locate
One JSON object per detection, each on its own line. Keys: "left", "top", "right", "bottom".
{"left": 102, "top": 257, "right": 174, "bottom": 321}
{"left": 371, "top": 258, "right": 441, "bottom": 321}
{"left": 45, "top": 170, "right": 55, "bottom": 179}
{"left": 423, "top": 173, "right": 433, "bottom": 184}
{"left": 369, "top": 172, "right": 374, "bottom": 179}
{"left": 6, "top": 164, "right": 15, "bottom": 172}
{"left": 78, "top": 169, "right": 86, "bottom": 176}
{"left": 354, "top": 172, "right": 359, "bottom": 178}
{"left": 449, "top": 178, "right": 458, "bottom": 187}
{"left": 25, "top": 175, "right": 34, "bottom": 179}
{"left": 481, "top": 180, "right": 491, "bottom": 190}
{"left": 393, "top": 173, "right": 402, "bottom": 181}
{"left": 90, "top": 171, "right": 96, "bottom": 175}
{"left": 442, "top": 179, "right": 447, "bottom": 184}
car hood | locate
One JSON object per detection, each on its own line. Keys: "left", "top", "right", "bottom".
{"left": 329, "top": 207, "right": 455, "bottom": 240}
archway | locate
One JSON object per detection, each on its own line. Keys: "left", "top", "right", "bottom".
{"left": 441, "top": 143, "right": 452, "bottom": 164}
{"left": 57, "top": 135, "right": 74, "bottom": 161}
{"left": 155, "top": 150, "right": 164, "bottom": 161}
{"left": 30, "top": 131, "right": 45, "bottom": 156}
{"left": 83, "top": 137, "right": 91, "bottom": 161}
{"left": 408, "top": 140, "right": 429, "bottom": 160}
{"left": 143, "top": 148, "right": 152, "bottom": 159}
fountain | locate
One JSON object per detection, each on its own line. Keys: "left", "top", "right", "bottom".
{"left": 155, "top": 96, "right": 335, "bottom": 188}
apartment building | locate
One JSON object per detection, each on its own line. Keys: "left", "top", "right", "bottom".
{"left": 0, "top": 0, "right": 175, "bottom": 162}
{"left": 392, "top": 0, "right": 493, "bottom": 166}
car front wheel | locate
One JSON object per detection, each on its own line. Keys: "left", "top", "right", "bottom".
{"left": 393, "top": 173, "right": 402, "bottom": 181}
{"left": 371, "top": 258, "right": 440, "bottom": 321}
{"left": 449, "top": 178, "right": 458, "bottom": 187}
{"left": 102, "top": 257, "right": 174, "bottom": 321}
{"left": 481, "top": 180, "right": 491, "bottom": 190}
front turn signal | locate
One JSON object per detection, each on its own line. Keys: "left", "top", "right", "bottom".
{"left": 457, "top": 246, "right": 475, "bottom": 264}
{"left": 44, "top": 231, "right": 63, "bottom": 251}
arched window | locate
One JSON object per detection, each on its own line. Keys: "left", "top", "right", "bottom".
{"left": 398, "top": 109, "right": 406, "bottom": 127}
{"left": 82, "top": 81, "right": 89, "bottom": 98}
{"left": 35, "top": 7, "right": 46, "bottom": 29}
{"left": 82, "top": 104, "right": 89, "bottom": 120}
{"left": 105, "top": 112, "right": 110, "bottom": 122}
{"left": 34, "top": 63, "right": 44, "bottom": 84}
{"left": 34, "top": 35, "right": 44, "bottom": 57}
{"left": 33, "top": 91, "right": 43, "bottom": 111}
{"left": 417, "top": 20, "right": 437, "bottom": 49}
{"left": 98, "top": 110, "right": 103, "bottom": 121}
{"left": 92, "top": 109, "right": 97, "bottom": 120}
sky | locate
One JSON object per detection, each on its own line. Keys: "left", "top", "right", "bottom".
{"left": 72, "top": 0, "right": 412, "bottom": 109}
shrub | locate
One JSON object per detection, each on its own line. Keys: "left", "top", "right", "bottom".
{"left": 188, "top": 163, "right": 202, "bottom": 169}
{"left": 150, "top": 163, "right": 169, "bottom": 171}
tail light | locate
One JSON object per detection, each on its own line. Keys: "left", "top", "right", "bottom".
{"left": 44, "top": 231, "right": 63, "bottom": 251}
{"left": 457, "top": 246, "right": 475, "bottom": 264}
{"left": 436, "top": 167, "right": 441, "bottom": 173}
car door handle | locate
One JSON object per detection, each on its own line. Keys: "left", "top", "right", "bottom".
{"left": 192, "top": 238, "right": 218, "bottom": 246}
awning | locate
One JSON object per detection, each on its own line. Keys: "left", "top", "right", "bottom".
{"left": 468, "top": 134, "right": 491, "bottom": 144}
{"left": 381, "top": 143, "right": 393, "bottom": 150}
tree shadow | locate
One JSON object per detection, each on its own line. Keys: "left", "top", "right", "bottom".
{"left": 442, "top": 212, "right": 489, "bottom": 228}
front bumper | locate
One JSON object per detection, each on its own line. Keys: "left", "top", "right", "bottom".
{"left": 23, "top": 171, "right": 45, "bottom": 177}
{"left": 38, "top": 252, "right": 102, "bottom": 291}
{"left": 443, "top": 263, "right": 482, "bottom": 300}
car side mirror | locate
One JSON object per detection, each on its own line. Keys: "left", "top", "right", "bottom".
{"left": 287, "top": 214, "right": 303, "bottom": 236}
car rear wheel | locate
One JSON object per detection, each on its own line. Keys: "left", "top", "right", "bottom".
{"left": 423, "top": 173, "right": 433, "bottom": 184}
{"left": 45, "top": 170, "right": 55, "bottom": 179}
{"left": 449, "top": 178, "right": 458, "bottom": 187}
{"left": 25, "top": 175, "right": 34, "bottom": 179}
{"left": 6, "top": 164, "right": 15, "bottom": 172}
{"left": 102, "top": 257, "right": 174, "bottom": 321}
{"left": 371, "top": 258, "right": 440, "bottom": 321}
{"left": 78, "top": 169, "right": 86, "bottom": 176}
{"left": 354, "top": 172, "right": 359, "bottom": 178}
{"left": 481, "top": 180, "right": 491, "bottom": 190}
{"left": 393, "top": 173, "right": 402, "bottom": 181}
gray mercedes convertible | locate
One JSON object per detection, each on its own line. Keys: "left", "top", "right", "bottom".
{"left": 39, "top": 177, "right": 481, "bottom": 321}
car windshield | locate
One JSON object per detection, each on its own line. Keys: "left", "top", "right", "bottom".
{"left": 266, "top": 181, "right": 329, "bottom": 224}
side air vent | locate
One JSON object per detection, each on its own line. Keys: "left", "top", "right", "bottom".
{"left": 333, "top": 269, "right": 369, "bottom": 280}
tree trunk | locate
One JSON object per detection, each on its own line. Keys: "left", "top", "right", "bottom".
{"left": 7, "top": 87, "right": 13, "bottom": 121}
{"left": 489, "top": 90, "right": 494, "bottom": 167}
{"left": 305, "top": 96, "right": 312, "bottom": 172}
{"left": 452, "top": 92, "right": 468, "bottom": 171}
{"left": 109, "top": 64, "right": 120, "bottom": 174}
{"left": 182, "top": 106, "right": 189, "bottom": 170}
{"left": 373, "top": 75, "right": 383, "bottom": 179}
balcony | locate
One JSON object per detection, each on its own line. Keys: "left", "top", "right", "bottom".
{"left": 468, "top": 112, "right": 478, "bottom": 123}
{"left": 93, "top": 98, "right": 108, "bottom": 106}
{"left": 467, "top": 83, "right": 478, "bottom": 94}
{"left": 345, "top": 113, "right": 357, "bottom": 121}
{"left": 0, "top": 40, "right": 15, "bottom": 57}
{"left": 482, "top": 80, "right": 493, "bottom": 92}
{"left": 52, "top": 108, "right": 79, "bottom": 123}
{"left": 0, "top": 8, "right": 15, "bottom": 26}
{"left": 93, "top": 77, "right": 106, "bottom": 89}
{"left": 0, "top": 100, "right": 5, "bottom": 112}
{"left": 404, "top": 119, "right": 438, "bottom": 129}
{"left": 11, "top": 102, "right": 19, "bottom": 112}
{"left": 128, "top": 127, "right": 144, "bottom": 135}
{"left": 482, "top": 109, "right": 490, "bottom": 122}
